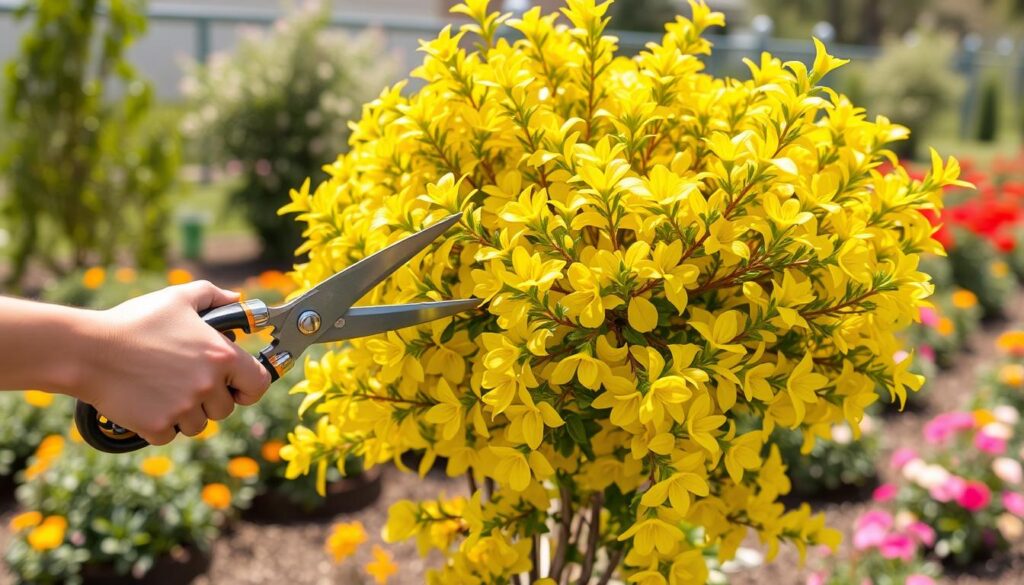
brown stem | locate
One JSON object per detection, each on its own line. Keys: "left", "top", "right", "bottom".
{"left": 467, "top": 470, "right": 478, "bottom": 497}
{"left": 594, "top": 547, "right": 624, "bottom": 585}
{"left": 530, "top": 534, "right": 541, "bottom": 582}
{"left": 575, "top": 493, "right": 604, "bottom": 585}
{"left": 550, "top": 481, "right": 574, "bottom": 582}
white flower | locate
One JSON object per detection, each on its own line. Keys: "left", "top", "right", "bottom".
{"left": 915, "top": 463, "right": 951, "bottom": 490}
{"left": 901, "top": 458, "right": 927, "bottom": 483}
{"left": 995, "top": 405, "right": 1020, "bottom": 426}
{"left": 830, "top": 424, "right": 853, "bottom": 445}
{"left": 983, "top": 421, "right": 1013, "bottom": 441}
{"left": 993, "top": 457, "right": 1023, "bottom": 485}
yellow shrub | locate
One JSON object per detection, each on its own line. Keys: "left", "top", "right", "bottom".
{"left": 279, "top": 0, "right": 965, "bottom": 582}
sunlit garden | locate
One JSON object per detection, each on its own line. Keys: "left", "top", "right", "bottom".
{"left": 2, "top": 0, "right": 1024, "bottom": 583}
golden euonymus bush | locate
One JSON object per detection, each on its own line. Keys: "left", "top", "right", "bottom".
{"left": 279, "top": 0, "right": 966, "bottom": 582}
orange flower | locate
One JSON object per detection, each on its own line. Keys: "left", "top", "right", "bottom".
{"left": 997, "top": 331, "right": 1024, "bottom": 356}
{"left": 999, "top": 364, "right": 1024, "bottom": 387}
{"left": 261, "top": 440, "right": 284, "bottom": 463}
{"left": 951, "top": 289, "right": 978, "bottom": 310}
{"left": 27, "top": 516, "right": 66, "bottom": 551}
{"left": 227, "top": 456, "right": 260, "bottom": 479}
{"left": 35, "top": 435, "right": 64, "bottom": 461}
{"left": 82, "top": 267, "right": 106, "bottom": 290}
{"left": 202, "top": 483, "right": 232, "bottom": 510}
{"left": 68, "top": 423, "right": 83, "bottom": 444}
{"left": 9, "top": 511, "right": 42, "bottom": 532}
{"left": 167, "top": 268, "right": 194, "bottom": 285}
{"left": 992, "top": 261, "right": 1010, "bottom": 278}
{"left": 325, "top": 521, "right": 367, "bottom": 562}
{"left": 114, "top": 267, "right": 137, "bottom": 283}
{"left": 140, "top": 456, "right": 174, "bottom": 477}
{"left": 23, "top": 390, "right": 54, "bottom": 408}
{"left": 364, "top": 545, "right": 397, "bottom": 584}
{"left": 936, "top": 317, "right": 955, "bottom": 336}
{"left": 974, "top": 409, "right": 997, "bottom": 427}
{"left": 194, "top": 419, "right": 219, "bottom": 440}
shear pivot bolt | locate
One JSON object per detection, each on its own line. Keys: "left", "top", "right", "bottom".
{"left": 297, "top": 310, "right": 322, "bottom": 335}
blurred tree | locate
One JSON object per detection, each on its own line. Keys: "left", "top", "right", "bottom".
{"left": 182, "top": 4, "right": 395, "bottom": 261}
{"left": 1, "top": 0, "right": 179, "bottom": 289}
{"left": 865, "top": 30, "right": 965, "bottom": 160}
{"left": 608, "top": 0, "right": 683, "bottom": 33}
{"left": 975, "top": 75, "right": 1000, "bottom": 143}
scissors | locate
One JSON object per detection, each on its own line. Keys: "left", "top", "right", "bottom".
{"left": 74, "top": 213, "right": 479, "bottom": 453}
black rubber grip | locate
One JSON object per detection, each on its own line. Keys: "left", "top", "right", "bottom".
{"left": 199, "top": 302, "right": 253, "bottom": 333}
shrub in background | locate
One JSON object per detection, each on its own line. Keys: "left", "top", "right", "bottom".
{"left": 773, "top": 417, "right": 880, "bottom": 497}
{"left": 975, "top": 75, "right": 1000, "bottom": 143}
{"left": 278, "top": 0, "right": 964, "bottom": 581}
{"left": 182, "top": 3, "right": 396, "bottom": 260}
{"left": 865, "top": 29, "right": 965, "bottom": 160}
{"left": 1, "top": 0, "right": 179, "bottom": 289}
{"left": 0, "top": 393, "right": 73, "bottom": 478}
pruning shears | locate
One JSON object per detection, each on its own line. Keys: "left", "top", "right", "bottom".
{"left": 74, "top": 213, "right": 478, "bottom": 453}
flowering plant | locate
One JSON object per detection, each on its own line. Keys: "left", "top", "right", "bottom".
{"left": 772, "top": 416, "right": 879, "bottom": 497}
{"left": 904, "top": 288, "right": 980, "bottom": 370}
{"left": 0, "top": 392, "right": 73, "bottom": 478}
{"left": 6, "top": 436, "right": 252, "bottom": 584}
{"left": 805, "top": 510, "right": 940, "bottom": 585}
{"left": 279, "top": 0, "right": 963, "bottom": 582}
{"left": 883, "top": 407, "right": 1024, "bottom": 565}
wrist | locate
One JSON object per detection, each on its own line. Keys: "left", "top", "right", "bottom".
{"left": 47, "top": 306, "right": 107, "bottom": 401}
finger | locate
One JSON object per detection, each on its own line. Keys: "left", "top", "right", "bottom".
{"left": 176, "top": 280, "right": 240, "bottom": 312}
{"left": 226, "top": 343, "right": 273, "bottom": 406}
{"left": 176, "top": 406, "right": 209, "bottom": 437}
{"left": 138, "top": 426, "right": 177, "bottom": 446}
{"left": 203, "top": 386, "right": 236, "bottom": 421}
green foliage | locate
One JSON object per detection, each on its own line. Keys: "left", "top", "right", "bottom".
{"left": 976, "top": 75, "right": 1000, "bottom": 143}
{"left": 947, "top": 229, "right": 1017, "bottom": 318}
{"left": 182, "top": 5, "right": 395, "bottom": 260}
{"left": 772, "top": 418, "right": 880, "bottom": 495}
{"left": 1, "top": 0, "right": 180, "bottom": 289}
{"left": 865, "top": 30, "right": 965, "bottom": 160}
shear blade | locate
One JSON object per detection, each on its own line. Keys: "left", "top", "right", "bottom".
{"left": 318, "top": 298, "right": 481, "bottom": 342}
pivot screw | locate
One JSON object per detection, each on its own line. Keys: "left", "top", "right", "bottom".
{"left": 297, "top": 310, "right": 322, "bottom": 335}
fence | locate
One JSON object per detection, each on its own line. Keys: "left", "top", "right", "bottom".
{"left": 1, "top": 0, "right": 1023, "bottom": 139}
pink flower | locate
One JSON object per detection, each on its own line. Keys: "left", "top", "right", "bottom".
{"left": 853, "top": 510, "right": 892, "bottom": 550}
{"left": 919, "top": 344, "right": 935, "bottom": 362}
{"left": 1002, "top": 491, "right": 1024, "bottom": 516}
{"left": 957, "top": 481, "right": 992, "bottom": 511}
{"left": 872, "top": 483, "right": 897, "bottom": 503}
{"left": 919, "top": 306, "right": 940, "bottom": 327}
{"left": 879, "top": 533, "right": 916, "bottom": 561}
{"left": 975, "top": 429, "right": 1008, "bottom": 455}
{"left": 923, "top": 412, "right": 975, "bottom": 444}
{"left": 930, "top": 475, "right": 966, "bottom": 502}
{"left": 890, "top": 448, "right": 918, "bottom": 470}
{"left": 906, "top": 576, "right": 936, "bottom": 585}
{"left": 806, "top": 572, "right": 826, "bottom": 585}
{"left": 906, "top": 521, "right": 936, "bottom": 547}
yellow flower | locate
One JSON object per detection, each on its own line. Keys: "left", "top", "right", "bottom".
{"left": 261, "top": 440, "right": 285, "bottom": 463}
{"left": 999, "top": 364, "right": 1024, "bottom": 387}
{"left": 27, "top": 516, "right": 66, "bottom": 551}
{"left": 201, "top": 483, "right": 232, "bottom": 510}
{"left": 997, "top": 331, "right": 1024, "bottom": 355}
{"left": 617, "top": 517, "right": 684, "bottom": 555}
{"left": 81, "top": 267, "right": 105, "bottom": 289}
{"left": 167, "top": 268, "right": 194, "bottom": 285}
{"left": 194, "top": 419, "right": 219, "bottom": 440}
{"left": 992, "top": 260, "right": 1010, "bottom": 278}
{"left": 365, "top": 545, "right": 397, "bottom": 584}
{"left": 227, "top": 456, "right": 260, "bottom": 479}
{"left": 140, "top": 455, "right": 174, "bottom": 477}
{"left": 951, "top": 289, "right": 977, "bottom": 309}
{"left": 23, "top": 390, "right": 53, "bottom": 408}
{"left": 325, "top": 521, "right": 367, "bottom": 562}
{"left": 9, "top": 511, "right": 42, "bottom": 532}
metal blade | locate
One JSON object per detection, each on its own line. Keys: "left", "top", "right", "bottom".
{"left": 265, "top": 213, "right": 464, "bottom": 359}
{"left": 316, "top": 299, "right": 482, "bottom": 342}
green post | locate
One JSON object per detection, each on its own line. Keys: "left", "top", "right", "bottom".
{"left": 180, "top": 213, "right": 205, "bottom": 261}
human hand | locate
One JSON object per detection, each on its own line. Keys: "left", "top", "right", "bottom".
{"left": 71, "top": 281, "right": 272, "bottom": 445}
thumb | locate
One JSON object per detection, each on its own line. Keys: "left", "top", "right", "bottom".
{"left": 176, "top": 280, "right": 240, "bottom": 311}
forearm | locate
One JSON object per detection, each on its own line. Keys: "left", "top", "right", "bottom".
{"left": 0, "top": 296, "right": 97, "bottom": 397}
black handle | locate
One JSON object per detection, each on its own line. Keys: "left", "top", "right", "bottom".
{"left": 74, "top": 299, "right": 274, "bottom": 453}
